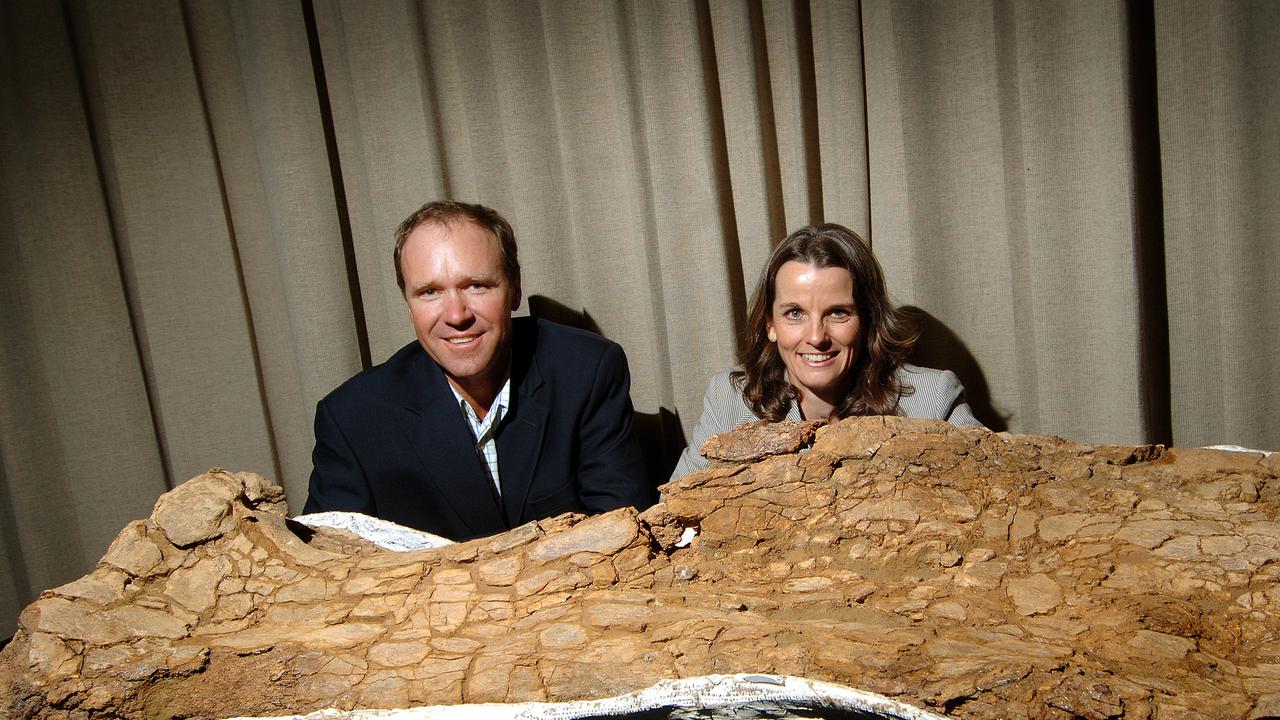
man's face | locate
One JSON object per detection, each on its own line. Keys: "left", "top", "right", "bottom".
{"left": 400, "top": 219, "right": 520, "bottom": 395}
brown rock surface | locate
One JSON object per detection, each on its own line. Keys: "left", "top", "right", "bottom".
{"left": 2, "top": 419, "right": 1279, "bottom": 719}
{"left": 699, "top": 418, "right": 824, "bottom": 464}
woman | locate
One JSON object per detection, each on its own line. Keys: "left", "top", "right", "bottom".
{"left": 671, "top": 223, "right": 982, "bottom": 479}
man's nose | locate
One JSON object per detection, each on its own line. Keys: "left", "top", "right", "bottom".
{"left": 443, "top": 292, "right": 473, "bottom": 325}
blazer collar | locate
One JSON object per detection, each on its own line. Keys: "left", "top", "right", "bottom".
{"left": 397, "top": 347, "right": 506, "bottom": 538}
{"left": 495, "top": 319, "right": 548, "bottom": 524}
{"left": 393, "top": 318, "right": 550, "bottom": 533}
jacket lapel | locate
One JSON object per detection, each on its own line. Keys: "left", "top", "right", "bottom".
{"left": 496, "top": 322, "right": 547, "bottom": 525}
{"left": 397, "top": 350, "right": 504, "bottom": 537}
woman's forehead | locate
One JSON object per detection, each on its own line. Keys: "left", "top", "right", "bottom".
{"left": 774, "top": 261, "right": 856, "bottom": 299}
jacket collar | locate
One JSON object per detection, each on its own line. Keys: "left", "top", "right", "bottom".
{"left": 495, "top": 318, "right": 547, "bottom": 525}
{"left": 397, "top": 350, "right": 504, "bottom": 537}
{"left": 393, "top": 317, "right": 548, "bottom": 535}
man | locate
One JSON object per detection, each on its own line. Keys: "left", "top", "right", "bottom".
{"left": 304, "top": 201, "right": 651, "bottom": 540}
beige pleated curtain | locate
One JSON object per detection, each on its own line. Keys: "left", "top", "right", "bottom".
{"left": 2, "top": 0, "right": 1276, "bottom": 639}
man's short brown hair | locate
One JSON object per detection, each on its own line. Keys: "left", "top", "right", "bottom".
{"left": 393, "top": 201, "right": 522, "bottom": 297}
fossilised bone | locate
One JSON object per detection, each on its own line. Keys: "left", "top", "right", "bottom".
{"left": 2, "top": 417, "right": 1279, "bottom": 720}
{"left": 699, "top": 418, "right": 823, "bottom": 464}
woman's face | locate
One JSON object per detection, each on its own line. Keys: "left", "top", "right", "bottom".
{"left": 766, "top": 261, "right": 863, "bottom": 408}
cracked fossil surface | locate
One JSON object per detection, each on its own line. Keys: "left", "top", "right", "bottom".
{"left": 2, "top": 416, "right": 1278, "bottom": 720}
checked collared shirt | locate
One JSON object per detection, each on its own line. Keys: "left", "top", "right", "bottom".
{"left": 447, "top": 378, "right": 511, "bottom": 497}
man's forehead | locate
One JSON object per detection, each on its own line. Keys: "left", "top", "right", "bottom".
{"left": 409, "top": 217, "right": 497, "bottom": 250}
{"left": 405, "top": 218, "right": 505, "bottom": 275}
{"left": 424, "top": 215, "right": 491, "bottom": 239}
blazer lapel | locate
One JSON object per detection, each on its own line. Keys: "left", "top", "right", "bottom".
{"left": 497, "top": 325, "right": 547, "bottom": 525}
{"left": 398, "top": 351, "right": 504, "bottom": 537}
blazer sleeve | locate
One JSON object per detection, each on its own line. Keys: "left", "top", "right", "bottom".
{"left": 935, "top": 369, "right": 983, "bottom": 427}
{"left": 899, "top": 366, "right": 984, "bottom": 427}
{"left": 303, "top": 397, "right": 376, "bottom": 516}
{"left": 669, "top": 371, "right": 747, "bottom": 482}
{"left": 574, "top": 342, "right": 653, "bottom": 513}
{"left": 945, "top": 390, "right": 983, "bottom": 426}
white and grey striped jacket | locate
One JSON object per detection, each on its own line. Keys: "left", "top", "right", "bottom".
{"left": 670, "top": 364, "right": 983, "bottom": 481}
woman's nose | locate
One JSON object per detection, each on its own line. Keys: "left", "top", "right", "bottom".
{"left": 806, "top": 319, "right": 828, "bottom": 345}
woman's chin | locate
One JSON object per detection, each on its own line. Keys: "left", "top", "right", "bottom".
{"left": 791, "top": 363, "right": 848, "bottom": 390}
{"left": 793, "top": 377, "right": 846, "bottom": 402}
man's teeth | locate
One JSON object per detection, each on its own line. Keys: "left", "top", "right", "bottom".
{"left": 800, "top": 352, "right": 835, "bottom": 362}
{"left": 448, "top": 337, "right": 476, "bottom": 344}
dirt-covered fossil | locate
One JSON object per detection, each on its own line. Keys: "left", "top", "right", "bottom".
{"left": 2, "top": 416, "right": 1277, "bottom": 719}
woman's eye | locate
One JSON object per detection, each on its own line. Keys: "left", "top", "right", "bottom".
{"left": 784, "top": 308, "right": 803, "bottom": 319}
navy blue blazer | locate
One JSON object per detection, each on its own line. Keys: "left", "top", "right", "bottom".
{"left": 303, "top": 317, "right": 651, "bottom": 540}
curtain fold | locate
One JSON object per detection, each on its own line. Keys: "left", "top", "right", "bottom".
{"left": 1, "top": 0, "right": 169, "bottom": 637}
{"left": 1155, "top": 0, "right": 1280, "bottom": 449}
{"left": 70, "top": 1, "right": 279, "bottom": 480}
{"left": 183, "top": 0, "right": 363, "bottom": 506}
{"left": 864, "top": 0, "right": 1154, "bottom": 443}
{"left": 2, "top": 0, "right": 1276, "bottom": 640}
{"left": 812, "top": 0, "right": 870, "bottom": 236}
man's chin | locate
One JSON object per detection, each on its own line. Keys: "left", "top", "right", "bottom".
{"left": 422, "top": 338, "right": 511, "bottom": 386}
{"left": 436, "top": 360, "right": 489, "bottom": 381}
{"left": 423, "top": 348, "right": 483, "bottom": 375}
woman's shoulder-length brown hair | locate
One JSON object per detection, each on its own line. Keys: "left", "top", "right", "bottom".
{"left": 732, "top": 223, "right": 918, "bottom": 422}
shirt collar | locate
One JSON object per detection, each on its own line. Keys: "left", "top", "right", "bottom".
{"left": 448, "top": 378, "right": 511, "bottom": 437}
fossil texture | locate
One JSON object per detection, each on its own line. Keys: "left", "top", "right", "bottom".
{"left": 2, "top": 416, "right": 1278, "bottom": 719}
